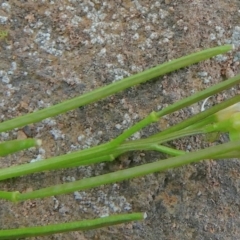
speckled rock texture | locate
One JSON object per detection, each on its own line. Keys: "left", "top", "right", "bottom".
{"left": 1, "top": 1, "right": 240, "bottom": 239}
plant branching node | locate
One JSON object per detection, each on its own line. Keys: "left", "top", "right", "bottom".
{"left": 12, "top": 191, "right": 20, "bottom": 203}
{"left": 150, "top": 111, "right": 159, "bottom": 122}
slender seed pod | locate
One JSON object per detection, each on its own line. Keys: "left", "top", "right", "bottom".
{"left": 0, "top": 139, "right": 42, "bottom": 157}
{"left": 0, "top": 213, "right": 144, "bottom": 238}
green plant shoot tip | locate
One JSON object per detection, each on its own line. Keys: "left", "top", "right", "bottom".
{"left": 0, "top": 138, "right": 41, "bottom": 157}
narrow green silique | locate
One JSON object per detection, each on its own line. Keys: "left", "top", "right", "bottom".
{"left": 0, "top": 212, "right": 144, "bottom": 239}
{"left": 0, "top": 45, "right": 232, "bottom": 133}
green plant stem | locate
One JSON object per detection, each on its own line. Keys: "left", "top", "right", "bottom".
{"left": 0, "top": 213, "right": 144, "bottom": 239}
{"left": 4, "top": 140, "right": 240, "bottom": 202}
{"left": 117, "top": 129, "right": 203, "bottom": 152}
{"left": 0, "top": 45, "right": 232, "bottom": 133}
{"left": 146, "top": 144, "right": 186, "bottom": 156}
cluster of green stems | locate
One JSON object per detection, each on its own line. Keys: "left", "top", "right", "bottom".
{"left": 1, "top": 44, "right": 240, "bottom": 238}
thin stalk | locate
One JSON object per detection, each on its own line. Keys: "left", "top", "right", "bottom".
{"left": 146, "top": 144, "right": 186, "bottom": 156}
{"left": 117, "top": 128, "right": 203, "bottom": 152}
{"left": 0, "top": 213, "right": 144, "bottom": 239}
{"left": 0, "top": 45, "right": 232, "bottom": 133}
{"left": 7, "top": 140, "right": 240, "bottom": 201}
